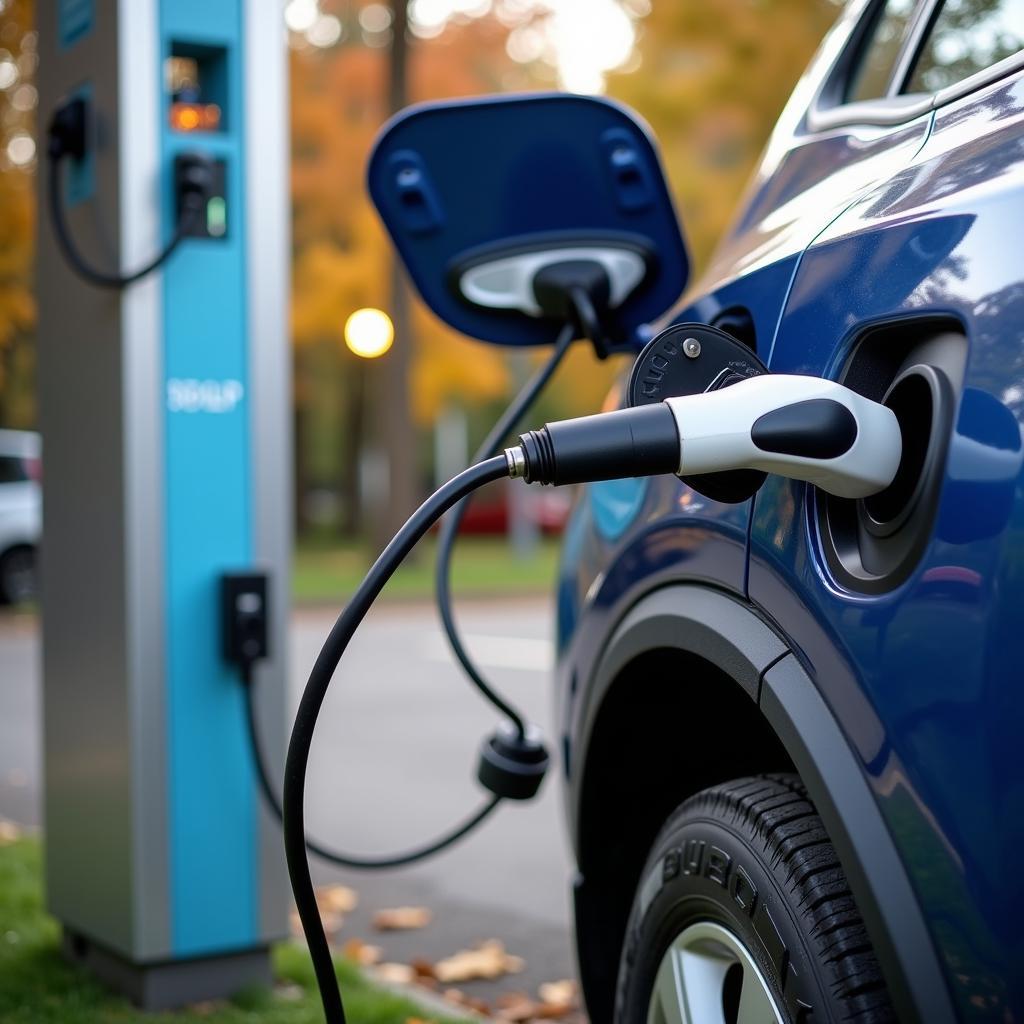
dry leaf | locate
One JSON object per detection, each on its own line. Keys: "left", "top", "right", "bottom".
{"left": 319, "top": 885, "right": 358, "bottom": 913}
{"left": 372, "top": 906, "right": 432, "bottom": 931}
{"left": 539, "top": 980, "right": 578, "bottom": 1007}
{"left": 409, "top": 958, "right": 438, "bottom": 983}
{"left": 0, "top": 820, "right": 21, "bottom": 845}
{"left": 320, "top": 911, "right": 345, "bottom": 937}
{"left": 375, "top": 962, "right": 416, "bottom": 985}
{"left": 495, "top": 995, "right": 539, "bottom": 1021}
{"left": 442, "top": 989, "right": 491, "bottom": 1015}
{"left": 496, "top": 992, "right": 533, "bottom": 1008}
{"left": 343, "top": 938, "right": 382, "bottom": 966}
{"left": 434, "top": 940, "right": 524, "bottom": 983}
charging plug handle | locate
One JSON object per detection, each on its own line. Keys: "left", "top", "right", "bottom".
{"left": 47, "top": 96, "right": 87, "bottom": 161}
{"left": 532, "top": 261, "right": 616, "bottom": 357}
{"left": 510, "top": 374, "right": 903, "bottom": 500}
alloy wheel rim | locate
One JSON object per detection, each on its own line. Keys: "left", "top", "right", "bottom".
{"left": 646, "top": 920, "right": 785, "bottom": 1024}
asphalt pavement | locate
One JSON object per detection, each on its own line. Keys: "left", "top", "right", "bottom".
{"left": 0, "top": 597, "right": 579, "bottom": 1006}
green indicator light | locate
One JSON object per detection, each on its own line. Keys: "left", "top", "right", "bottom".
{"left": 206, "top": 196, "right": 227, "bottom": 237}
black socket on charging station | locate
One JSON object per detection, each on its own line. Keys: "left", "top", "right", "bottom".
{"left": 627, "top": 322, "right": 770, "bottom": 503}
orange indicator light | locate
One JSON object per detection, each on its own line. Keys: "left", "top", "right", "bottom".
{"left": 170, "top": 102, "right": 222, "bottom": 133}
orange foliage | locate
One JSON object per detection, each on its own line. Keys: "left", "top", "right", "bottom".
{"left": 0, "top": 0, "right": 37, "bottom": 427}
{"left": 609, "top": 0, "right": 842, "bottom": 272}
{"left": 290, "top": 7, "right": 530, "bottom": 428}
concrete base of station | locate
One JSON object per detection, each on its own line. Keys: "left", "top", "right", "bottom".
{"left": 62, "top": 928, "right": 273, "bottom": 1010}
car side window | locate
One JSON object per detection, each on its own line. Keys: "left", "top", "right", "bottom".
{"left": 846, "top": 0, "right": 919, "bottom": 102}
{"left": 905, "top": 0, "right": 1024, "bottom": 93}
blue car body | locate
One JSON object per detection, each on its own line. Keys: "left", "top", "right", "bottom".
{"left": 556, "top": 2, "right": 1024, "bottom": 1022}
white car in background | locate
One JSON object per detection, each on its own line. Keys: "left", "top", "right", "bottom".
{"left": 0, "top": 429, "right": 41, "bottom": 604}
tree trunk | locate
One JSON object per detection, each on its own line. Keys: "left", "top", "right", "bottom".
{"left": 369, "top": 0, "right": 417, "bottom": 552}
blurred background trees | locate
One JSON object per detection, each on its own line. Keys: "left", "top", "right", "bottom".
{"left": 0, "top": 0, "right": 35, "bottom": 430}
{"left": 0, "top": 0, "right": 841, "bottom": 542}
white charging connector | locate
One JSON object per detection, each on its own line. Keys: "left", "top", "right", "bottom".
{"left": 511, "top": 373, "right": 903, "bottom": 500}
{"left": 665, "top": 374, "right": 902, "bottom": 499}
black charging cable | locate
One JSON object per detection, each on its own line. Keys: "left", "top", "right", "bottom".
{"left": 241, "top": 661, "right": 500, "bottom": 869}
{"left": 286, "top": 456, "right": 510, "bottom": 1024}
{"left": 239, "top": 323, "right": 576, "bottom": 871}
{"left": 289, "top": 407, "right": 688, "bottom": 1023}
{"left": 435, "top": 321, "right": 576, "bottom": 740}
{"left": 46, "top": 97, "right": 210, "bottom": 289}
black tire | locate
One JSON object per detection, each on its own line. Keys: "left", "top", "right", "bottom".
{"left": 615, "top": 773, "right": 895, "bottom": 1024}
{"left": 0, "top": 545, "right": 37, "bottom": 605}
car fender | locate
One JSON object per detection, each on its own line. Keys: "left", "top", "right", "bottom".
{"left": 570, "top": 583, "right": 955, "bottom": 1024}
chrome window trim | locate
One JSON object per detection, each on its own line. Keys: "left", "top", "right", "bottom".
{"left": 806, "top": 0, "right": 1024, "bottom": 133}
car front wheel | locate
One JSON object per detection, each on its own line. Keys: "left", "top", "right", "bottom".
{"left": 615, "top": 774, "right": 895, "bottom": 1024}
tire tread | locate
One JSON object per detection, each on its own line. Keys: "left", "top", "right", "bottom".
{"left": 665, "top": 773, "right": 895, "bottom": 1024}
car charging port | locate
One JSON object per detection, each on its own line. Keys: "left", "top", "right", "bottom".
{"left": 861, "top": 365, "right": 948, "bottom": 534}
{"left": 817, "top": 323, "right": 966, "bottom": 593}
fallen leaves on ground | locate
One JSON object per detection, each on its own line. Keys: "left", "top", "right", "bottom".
{"left": 343, "top": 937, "right": 383, "bottom": 965}
{"left": 374, "top": 962, "right": 417, "bottom": 984}
{"left": 539, "top": 980, "right": 578, "bottom": 1009}
{"left": 319, "top": 884, "right": 359, "bottom": 914}
{"left": 491, "top": 980, "right": 578, "bottom": 1021}
{"left": 443, "top": 988, "right": 492, "bottom": 1016}
{"left": 372, "top": 906, "right": 433, "bottom": 931}
{"left": 410, "top": 958, "right": 439, "bottom": 987}
{"left": 433, "top": 940, "right": 524, "bottom": 983}
{"left": 494, "top": 992, "right": 538, "bottom": 1021}
{"left": 290, "top": 907, "right": 344, "bottom": 940}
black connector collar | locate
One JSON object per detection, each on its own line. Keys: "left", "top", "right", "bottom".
{"left": 514, "top": 402, "right": 680, "bottom": 486}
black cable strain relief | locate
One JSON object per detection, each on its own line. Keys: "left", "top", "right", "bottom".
{"left": 519, "top": 426, "right": 556, "bottom": 484}
{"left": 518, "top": 404, "right": 680, "bottom": 487}
{"left": 477, "top": 722, "right": 549, "bottom": 801}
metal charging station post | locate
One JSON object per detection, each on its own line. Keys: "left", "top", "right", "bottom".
{"left": 35, "top": 1, "right": 290, "bottom": 1008}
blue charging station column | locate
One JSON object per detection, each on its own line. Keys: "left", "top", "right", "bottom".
{"left": 36, "top": 0, "right": 290, "bottom": 1008}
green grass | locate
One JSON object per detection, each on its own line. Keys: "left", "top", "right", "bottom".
{"left": 0, "top": 835, "right": 460, "bottom": 1024}
{"left": 294, "top": 535, "right": 560, "bottom": 604}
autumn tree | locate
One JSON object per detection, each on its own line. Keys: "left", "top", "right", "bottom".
{"left": 608, "top": 0, "right": 842, "bottom": 270}
{"left": 0, "top": 0, "right": 36, "bottom": 429}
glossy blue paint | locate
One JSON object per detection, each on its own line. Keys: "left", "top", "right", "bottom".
{"left": 589, "top": 478, "right": 649, "bottom": 542}
{"left": 368, "top": 94, "right": 689, "bottom": 349}
{"left": 556, "top": 11, "right": 1024, "bottom": 1022}
{"left": 160, "top": 0, "right": 257, "bottom": 956}
{"left": 748, "top": 69, "right": 1024, "bottom": 1018}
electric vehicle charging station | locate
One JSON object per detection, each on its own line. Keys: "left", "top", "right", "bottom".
{"left": 35, "top": 0, "right": 289, "bottom": 1008}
